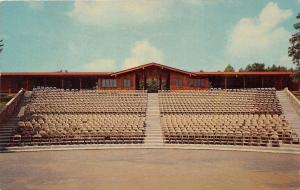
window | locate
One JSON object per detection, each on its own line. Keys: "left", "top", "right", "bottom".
{"left": 124, "top": 79, "right": 131, "bottom": 88}
{"left": 190, "top": 79, "right": 205, "bottom": 87}
{"left": 190, "top": 79, "right": 202, "bottom": 87}
{"left": 102, "top": 79, "right": 117, "bottom": 87}
{"left": 175, "top": 79, "right": 183, "bottom": 87}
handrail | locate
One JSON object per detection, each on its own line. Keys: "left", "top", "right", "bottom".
{"left": 0, "top": 88, "right": 25, "bottom": 123}
{"left": 284, "top": 88, "right": 300, "bottom": 115}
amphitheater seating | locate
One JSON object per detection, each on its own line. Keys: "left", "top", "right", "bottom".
{"left": 159, "top": 88, "right": 299, "bottom": 146}
{"left": 9, "top": 87, "right": 299, "bottom": 147}
{"left": 11, "top": 87, "right": 147, "bottom": 145}
{"left": 26, "top": 88, "right": 147, "bottom": 114}
{"left": 159, "top": 88, "right": 282, "bottom": 114}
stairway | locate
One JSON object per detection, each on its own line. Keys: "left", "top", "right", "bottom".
{"left": 0, "top": 91, "right": 31, "bottom": 148}
{"left": 0, "top": 115, "right": 19, "bottom": 148}
{"left": 144, "top": 93, "right": 164, "bottom": 145}
{"left": 276, "top": 90, "right": 300, "bottom": 136}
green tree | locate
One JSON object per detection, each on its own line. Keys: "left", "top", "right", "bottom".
{"left": 288, "top": 13, "right": 300, "bottom": 66}
{"left": 224, "top": 64, "right": 235, "bottom": 72}
{"left": 266, "top": 64, "right": 288, "bottom": 72}
{"left": 0, "top": 39, "right": 3, "bottom": 53}
{"left": 146, "top": 79, "right": 159, "bottom": 93}
{"left": 243, "top": 63, "right": 266, "bottom": 72}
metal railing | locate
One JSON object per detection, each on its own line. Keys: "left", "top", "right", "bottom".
{"left": 0, "top": 88, "right": 25, "bottom": 123}
{"left": 284, "top": 88, "right": 300, "bottom": 115}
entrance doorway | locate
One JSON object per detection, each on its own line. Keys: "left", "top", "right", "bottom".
{"left": 135, "top": 69, "right": 170, "bottom": 92}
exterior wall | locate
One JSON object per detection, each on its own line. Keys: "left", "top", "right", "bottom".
{"left": 289, "top": 81, "right": 300, "bottom": 91}
{"left": 169, "top": 72, "right": 189, "bottom": 90}
{"left": 98, "top": 72, "right": 136, "bottom": 90}
{"left": 0, "top": 76, "right": 32, "bottom": 93}
{"left": 0, "top": 67, "right": 296, "bottom": 93}
{"left": 208, "top": 75, "right": 291, "bottom": 90}
{"left": 169, "top": 72, "right": 209, "bottom": 90}
{"left": 0, "top": 76, "right": 99, "bottom": 93}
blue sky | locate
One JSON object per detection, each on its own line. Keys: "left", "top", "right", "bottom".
{"left": 0, "top": 0, "right": 300, "bottom": 72}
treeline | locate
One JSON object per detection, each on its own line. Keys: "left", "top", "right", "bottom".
{"left": 223, "top": 63, "right": 297, "bottom": 72}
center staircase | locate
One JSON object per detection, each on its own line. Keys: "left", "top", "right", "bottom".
{"left": 144, "top": 93, "right": 164, "bottom": 146}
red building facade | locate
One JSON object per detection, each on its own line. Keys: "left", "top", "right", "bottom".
{"left": 0, "top": 63, "right": 297, "bottom": 93}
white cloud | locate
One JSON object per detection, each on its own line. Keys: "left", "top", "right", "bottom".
{"left": 81, "top": 58, "right": 117, "bottom": 72}
{"left": 79, "top": 39, "right": 163, "bottom": 71}
{"left": 67, "top": 0, "right": 231, "bottom": 26}
{"left": 67, "top": 0, "right": 169, "bottom": 26}
{"left": 122, "top": 39, "right": 164, "bottom": 69}
{"left": 226, "top": 2, "right": 293, "bottom": 68}
{"left": 185, "top": 0, "right": 238, "bottom": 6}
{"left": 26, "top": 1, "right": 44, "bottom": 10}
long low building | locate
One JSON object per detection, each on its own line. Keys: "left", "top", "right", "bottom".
{"left": 1, "top": 63, "right": 299, "bottom": 93}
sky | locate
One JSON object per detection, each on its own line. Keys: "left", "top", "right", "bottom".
{"left": 0, "top": 0, "right": 300, "bottom": 72}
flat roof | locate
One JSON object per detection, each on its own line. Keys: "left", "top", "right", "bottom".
{"left": 0, "top": 63, "right": 293, "bottom": 77}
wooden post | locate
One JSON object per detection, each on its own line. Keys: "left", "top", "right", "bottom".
{"left": 133, "top": 73, "right": 136, "bottom": 90}
{"left": 261, "top": 77, "right": 264, "bottom": 88}
{"left": 43, "top": 78, "right": 46, "bottom": 87}
{"left": 225, "top": 76, "right": 227, "bottom": 89}
{"left": 61, "top": 78, "right": 64, "bottom": 89}
{"left": 243, "top": 76, "right": 246, "bottom": 89}
{"left": 79, "top": 78, "right": 82, "bottom": 90}
{"left": 98, "top": 78, "right": 101, "bottom": 92}
{"left": 143, "top": 71, "right": 146, "bottom": 90}
{"left": 8, "top": 80, "right": 11, "bottom": 95}
{"left": 26, "top": 79, "right": 29, "bottom": 90}
{"left": 159, "top": 72, "right": 162, "bottom": 90}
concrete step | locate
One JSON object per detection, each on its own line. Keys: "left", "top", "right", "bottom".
{"left": 276, "top": 90, "right": 300, "bottom": 136}
{"left": 145, "top": 93, "right": 163, "bottom": 145}
{"left": 0, "top": 131, "right": 13, "bottom": 134}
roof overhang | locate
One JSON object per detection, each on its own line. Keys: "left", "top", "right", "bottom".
{"left": 193, "top": 72, "right": 293, "bottom": 76}
{"left": 111, "top": 62, "right": 195, "bottom": 76}
{"left": 0, "top": 72, "right": 112, "bottom": 77}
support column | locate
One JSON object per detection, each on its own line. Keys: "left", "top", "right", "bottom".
{"left": 243, "top": 76, "right": 246, "bottom": 89}
{"left": 8, "top": 79, "right": 11, "bottom": 95}
{"left": 159, "top": 73, "right": 162, "bottom": 90}
{"left": 61, "top": 78, "right": 64, "bottom": 89}
{"left": 97, "top": 78, "right": 101, "bottom": 92}
{"left": 224, "top": 76, "right": 228, "bottom": 89}
{"left": 261, "top": 77, "right": 264, "bottom": 88}
{"left": 79, "top": 78, "right": 82, "bottom": 90}
{"left": 133, "top": 73, "right": 136, "bottom": 90}
{"left": 43, "top": 77, "right": 46, "bottom": 87}
{"left": 26, "top": 78, "right": 29, "bottom": 90}
{"left": 143, "top": 71, "right": 146, "bottom": 90}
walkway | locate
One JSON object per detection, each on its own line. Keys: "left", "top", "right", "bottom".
{"left": 276, "top": 90, "right": 300, "bottom": 136}
{"left": 144, "top": 93, "right": 164, "bottom": 145}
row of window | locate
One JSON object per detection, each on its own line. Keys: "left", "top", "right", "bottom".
{"left": 190, "top": 79, "right": 204, "bottom": 87}
{"left": 102, "top": 79, "right": 131, "bottom": 88}
{"left": 175, "top": 79, "right": 205, "bottom": 87}
{"left": 102, "top": 78, "right": 205, "bottom": 88}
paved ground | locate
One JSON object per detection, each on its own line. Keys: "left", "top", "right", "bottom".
{"left": 0, "top": 149, "right": 299, "bottom": 190}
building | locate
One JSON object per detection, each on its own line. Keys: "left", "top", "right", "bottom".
{"left": 0, "top": 63, "right": 298, "bottom": 93}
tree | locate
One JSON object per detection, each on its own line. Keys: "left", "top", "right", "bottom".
{"left": 243, "top": 63, "right": 266, "bottom": 72}
{"left": 224, "top": 64, "right": 235, "bottom": 72}
{"left": 288, "top": 13, "right": 300, "bottom": 66}
{"left": 146, "top": 79, "right": 159, "bottom": 93}
{"left": 0, "top": 39, "right": 3, "bottom": 53}
{"left": 266, "top": 64, "right": 288, "bottom": 72}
